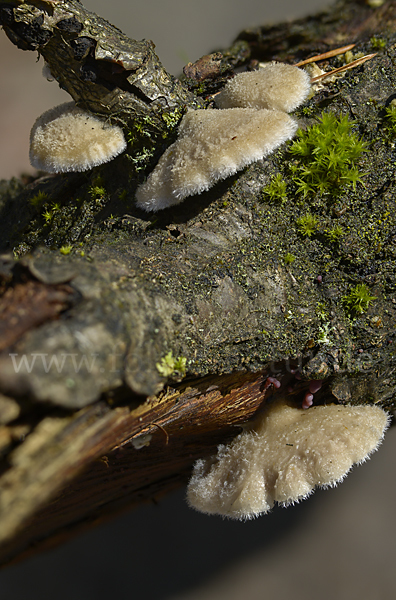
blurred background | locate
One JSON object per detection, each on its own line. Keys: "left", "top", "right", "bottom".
{"left": 2, "top": 1, "right": 396, "bottom": 599}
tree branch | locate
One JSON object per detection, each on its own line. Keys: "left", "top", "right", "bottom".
{"left": 0, "top": 0, "right": 395, "bottom": 566}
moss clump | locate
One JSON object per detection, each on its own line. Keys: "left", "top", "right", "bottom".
{"left": 296, "top": 213, "right": 318, "bottom": 237}
{"left": 29, "top": 190, "right": 49, "bottom": 209}
{"left": 59, "top": 245, "right": 72, "bottom": 255}
{"left": 342, "top": 283, "right": 377, "bottom": 316}
{"left": 384, "top": 104, "right": 396, "bottom": 132}
{"left": 89, "top": 185, "right": 106, "bottom": 199}
{"left": 284, "top": 252, "right": 296, "bottom": 265}
{"left": 262, "top": 173, "right": 287, "bottom": 203}
{"left": 156, "top": 351, "right": 187, "bottom": 378}
{"left": 326, "top": 225, "right": 344, "bottom": 243}
{"left": 42, "top": 209, "right": 53, "bottom": 223}
{"left": 370, "top": 36, "right": 386, "bottom": 50}
{"left": 289, "top": 112, "right": 366, "bottom": 197}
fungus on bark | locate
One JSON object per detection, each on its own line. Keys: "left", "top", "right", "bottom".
{"left": 136, "top": 64, "right": 310, "bottom": 211}
{"left": 187, "top": 399, "right": 390, "bottom": 520}
{"left": 135, "top": 107, "right": 298, "bottom": 212}
{"left": 214, "top": 62, "right": 311, "bottom": 112}
{"left": 29, "top": 102, "right": 127, "bottom": 173}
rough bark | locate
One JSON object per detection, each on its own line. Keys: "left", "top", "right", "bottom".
{"left": 0, "top": 0, "right": 395, "bottom": 566}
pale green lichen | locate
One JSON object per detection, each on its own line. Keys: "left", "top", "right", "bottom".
{"left": 316, "top": 322, "right": 335, "bottom": 345}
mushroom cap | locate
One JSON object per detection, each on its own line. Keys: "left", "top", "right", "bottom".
{"left": 135, "top": 107, "right": 297, "bottom": 211}
{"left": 187, "top": 399, "right": 390, "bottom": 520}
{"left": 215, "top": 63, "right": 311, "bottom": 112}
{"left": 29, "top": 102, "right": 127, "bottom": 173}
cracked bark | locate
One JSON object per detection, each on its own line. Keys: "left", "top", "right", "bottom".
{"left": 0, "top": 0, "right": 395, "bottom": 566}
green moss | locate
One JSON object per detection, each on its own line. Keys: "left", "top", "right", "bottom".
{"left": 289, "top": 112, "right": 366, "bottom": 197}
{"left": 370, "top": 36, "right": 386, "bottom": 50}
{"left": 385, "top": 104, "right": 396, "bottom": 132}
{"left": 42, "top": 209, "right": 53, "bottom": 223}
{"left": 59, "top": 245, "right": 73, "bottom": 255}
{"left": 326, "top": 225, "right": 344, "bottom": 243}
{"left": 262, "top": 173, "right": 287, "bottom": 203}
{"left": 342, "top": 283, "right": 377, "bottom": 316}
{"left": 29, "top": 190, "right": 49, "bottom": 209}
{"left": 284, "top": 252, "right": 296, "bottom": 265}
{"left": 127, "top": 115, "right": 157, "bottom": 144}
{"left": 296, "top": 213, "right": 318, "bottom": 237}
{"left": 156, "top": 351, "right": 187, "bottom": 378}
{"left": 89, "top": 185, "right": 106, "bottom": 199}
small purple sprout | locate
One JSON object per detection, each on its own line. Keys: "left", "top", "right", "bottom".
{"left": 302, "top": 393, "right": 314, "bottom": 409}
{"left": 309, "top": 380, "right": 323, "bottom": 394}
{"left": 302, "top": 380, "right": 323, "bottom": 409}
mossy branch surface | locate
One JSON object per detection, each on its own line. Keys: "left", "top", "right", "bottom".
{"left": 0, "top": 0, "right": 395, "bottom": 565}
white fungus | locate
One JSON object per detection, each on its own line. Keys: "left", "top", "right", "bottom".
{"left": 135, "top": 107, "right": 297, "bottom": 212}
{"left": 187, "top": 399, "right": 390, "bottom": 520}
{"left": 29, "top": 63, "right": 310, "bottom": 202}
{"left": 136, "top": 63, "right": 310, "bottom": 211}
{"left": 215, "top": 63, "right": 311, "bottom": 112}
{"left": 29, "top": 101, "right": 127, "bottom": 173}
